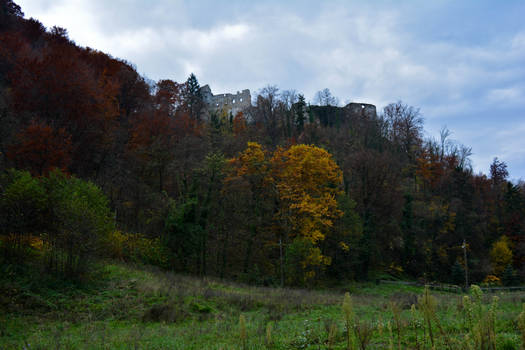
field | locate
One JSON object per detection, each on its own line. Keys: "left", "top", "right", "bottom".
{"left": 1, "top": 262, "right": 524, "bottom": 349}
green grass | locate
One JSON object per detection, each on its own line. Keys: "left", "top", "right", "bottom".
{"left": 1, "top": 262, "right": 524, "bottom": 349}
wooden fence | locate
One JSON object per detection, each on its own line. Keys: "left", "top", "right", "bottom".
{"left": 379, "top": 279, "right": 525, "bottom": 293}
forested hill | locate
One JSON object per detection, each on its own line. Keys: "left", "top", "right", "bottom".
{"left": 1, "top": 0, "right": 523, "bottom": 287}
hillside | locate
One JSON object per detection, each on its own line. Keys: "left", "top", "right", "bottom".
{"left": 1, "top": 0, "right": 524, "bottom": 292}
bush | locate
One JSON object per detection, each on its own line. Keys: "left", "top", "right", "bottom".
{"left": 106, "top": 230, "right": 170, "bottom": 268}
{"left": 501, "top": 265, "right": 517, "bottom": 286}
{"left": 482, "top": 274, "right": 501, "bottom": 287}
{"left": 451, "top": 261, "right": 465, "bottom": 286}
{"left": 0, "top": 169, "right": 46, "bottom": 260}
{"left": 284, "top": 238, "right": 328, "bottom": 286}
{"left": 43, "top": 170, "right": 113, "bottom": 278}
{"left": 1, "top": 169, "right": 114, "bottom": 279}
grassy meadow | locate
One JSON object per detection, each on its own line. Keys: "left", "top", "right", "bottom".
{"left": 1, "top": 262, "right": 525, "bottom": 349}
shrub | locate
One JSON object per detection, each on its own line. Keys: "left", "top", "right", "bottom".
{"left": 451, "top": 261, "right": 465, "bottom": 286}
{"left": 42, "top": 170, "right": 113, "bottom": 278}
{"left": 0, "top": 169, "right": 46, "bottom": 260}
{"left": 106, "top": 230, "right": 169, "bottom": 268}
{"left": 1, "top": 169, "right": 114, "bottom": 279}
{"left": 501, "top": 265, "right": 517, "bottom": 286}
{"left": 482, "top": 275, "right": 501, "bottom": 287}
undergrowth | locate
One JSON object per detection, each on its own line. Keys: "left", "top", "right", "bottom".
{"left": 1, "top": 262, "right": 524, "bottom": 349}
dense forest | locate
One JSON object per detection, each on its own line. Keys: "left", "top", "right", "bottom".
{"left": 1, "top": 0, "right": 523, "bottom": 287}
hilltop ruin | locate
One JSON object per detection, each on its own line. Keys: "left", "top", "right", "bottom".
{"left": 200, "top": 84, "right": 251, "bottom": 116}
{"left": 200, "top": 84, "right": 378, "bottom": 126}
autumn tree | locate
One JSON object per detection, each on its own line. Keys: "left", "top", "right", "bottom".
{"left": 155, "top": 79, "right": 183, "bottom": 117}
{"left": 270, "top": 144, "right": 343, "bottom": 283}
{"left": 7, "top": 120, "right": 72, "bottom": 176}
{"left": 490, "top": 236, "right": 513, "bottom": 276}
{"left": 232, "top": 111, "right": 247, "bottom": 136}
{"left": 128, "top": 110, "right": 176, "bottom": 192}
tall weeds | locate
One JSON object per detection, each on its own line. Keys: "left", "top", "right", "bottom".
{"left": 418, "top": 286, "right": 436, "bottom": 348}
{"left": 353, "top": 320, "right": 373, "bottom": 350}
{"left": 410, "top": 304, "right": 420, "bottom": 350}
{"left": 327, "top": 321, "right": 337, "bottom": 350}
{"left": 265, "top": 321, "right": 273, "bottom": 347}
{"left": 239, "top": 314, "right": 247, "bottom": 350}
{"left": 342, "top": 292, "right": 354, "bottom": 350}
{"left": 462, "top": 285, "right": 498, "bottom": 350}
{"left": 518, "top": 303, "right": 525, "bottom": 350}
{"left": 390, "top": 301, "right": 403, "bottom": 350}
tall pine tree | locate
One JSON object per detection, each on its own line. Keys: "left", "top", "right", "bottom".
{"left": 184, "top": 73, "right": 204, "bottom": 121}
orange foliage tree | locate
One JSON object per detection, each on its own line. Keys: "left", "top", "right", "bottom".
{"left": 8, "top": 120, "right": 72, "bottom": 176}
{"left": 128, "top": 110, "right": 176, "bottom": 192}
{"left": 270, "top": 144, "right": 343, "bottom": 281}
{"left": 232, "top": 111, "right": 247, "bottom": 136}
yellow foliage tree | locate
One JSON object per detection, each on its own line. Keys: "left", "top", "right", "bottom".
{"left": 490, "top": 236, "right": 512, "bottom": 276}
{"left": 270, "top": 144, "right": 343, "bottom": 279}
{"left": 228, "top": 141, "right": 268, "bottom": 179}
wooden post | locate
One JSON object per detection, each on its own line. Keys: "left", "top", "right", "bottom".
{"left": 462, "top": 239, "right": 469, "bottom": 290}
{"left": 279, "top": 236, "right": 284, "bottom": 287}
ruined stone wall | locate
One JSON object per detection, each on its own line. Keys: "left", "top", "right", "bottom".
{"left": 345, "top": 103, "right": 377, "bottom": 119}
{"left": 306, "top": 102, "right": 377, "bottom": 127}
{"left": 200, "top": 84, "right": 251, "bottom": 116}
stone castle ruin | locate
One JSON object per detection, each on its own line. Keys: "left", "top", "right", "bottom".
{"left": 200, "top": 84, "right": 377, "bottom": 125}
{"left": 346, "top": 103, "right": 377, "bottom": 119}
{"left": 200, "top": 84, "right": 251, "bottom": 116}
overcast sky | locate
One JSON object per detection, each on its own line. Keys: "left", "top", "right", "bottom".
{"left": 16, "top": 0, "right": 525, "bottom": 180}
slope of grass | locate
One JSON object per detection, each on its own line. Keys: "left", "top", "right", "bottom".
{"left": 1, "top": 261, "right": 524, "bottom": 349}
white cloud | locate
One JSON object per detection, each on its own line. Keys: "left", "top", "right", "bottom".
{"left": 487, "top": 86, "right": 524, "bottom": 104}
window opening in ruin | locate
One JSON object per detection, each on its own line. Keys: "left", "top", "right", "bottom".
{"left": 233, "top": 99, "right": 236, "bottom": 104}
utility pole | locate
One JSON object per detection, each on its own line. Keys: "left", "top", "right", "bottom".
{"left": 279, "top": 236, "right": 284, "bottom": 287}
{"left": 462, "top": 239, "right": 469, "bottom": 290}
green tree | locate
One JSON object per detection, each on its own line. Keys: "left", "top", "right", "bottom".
{"left": 165, "top": 152, "right": 226, "bottom": 275}
{"left": 184, "top": 73, "right": 204, "bottom": 121}
{"left": 0, "top": 169, "right": 46, "bottom": 260}
{"left": 44, "top": 170, "right": 113, "bottom": 278}
{"left": 226, "top": 143, "right": 272, "bottom": 279}
{"left": 164, "top": 197, "right": 203, "bottom": 272}
{"left": 294, "top": 94, "right": 306, "bottom": 133}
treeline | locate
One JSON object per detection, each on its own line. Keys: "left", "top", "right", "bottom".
{"left": 0, "top": 1, "right": 523, "bottom": 286}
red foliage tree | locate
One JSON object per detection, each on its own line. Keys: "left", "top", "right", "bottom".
{"left": 7, "top": 119, "right": 72, "bottom": 176}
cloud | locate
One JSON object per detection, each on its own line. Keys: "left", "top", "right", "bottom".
{"left": 487, "top": 86, "right": 524, "bottom": 104}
